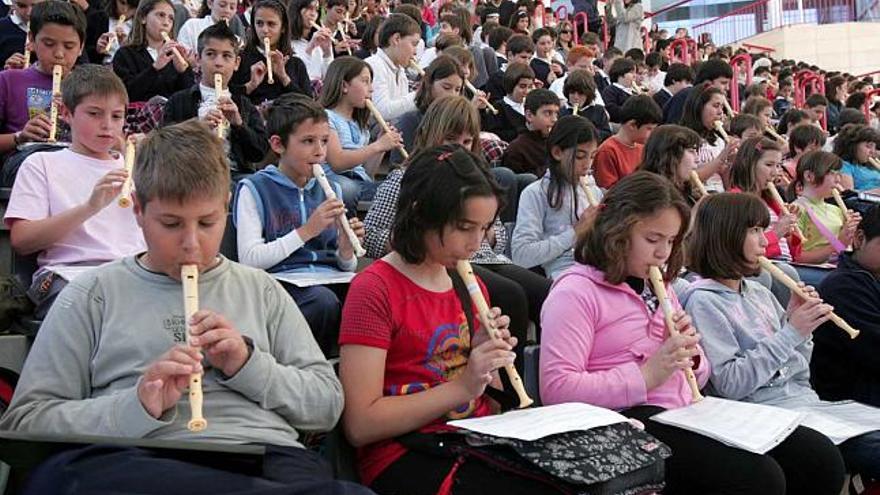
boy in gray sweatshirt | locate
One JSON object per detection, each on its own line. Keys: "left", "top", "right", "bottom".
{"left": 0, "top": 120, "right": 372, "bottom": 495}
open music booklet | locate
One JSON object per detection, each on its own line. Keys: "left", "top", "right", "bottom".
{"left": 652, "top": 397, "right": 880, "bottom": 454}
{"left": 797, "top": 401, "right": 880, "bottom": 445}
{"left": 447, "top": 402, "right": 630, "bottom": 441}
{"left": 271, "top": 271, "right": 356, "bottom": 287}
{"left": 651, "top": 397, "right": 803, "bottom": 454}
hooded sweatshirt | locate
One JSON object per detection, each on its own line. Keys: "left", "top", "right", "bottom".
{"left": 679, "top": 278, "right": 819, "bottom": 408}
{"left": 540, "top": 263, "right": 710, "bottom": 411}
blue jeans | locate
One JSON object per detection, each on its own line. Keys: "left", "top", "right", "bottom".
{"left": 329, "top": 170, "right": 377, "bottom": 216}
{"left": 490, "top": 167, "right": 537, "bottom": 223}
{"left": 282, "top": 284, "right": 342, "bottom": 358}
{"left": 839, "top": 430, "right": 880, "bottom": 480}
{"left": 24, "top": 444, "right": 374, "bottom": 495}
{"left": 793, "top": 265, "right": 832, "bottom": 288}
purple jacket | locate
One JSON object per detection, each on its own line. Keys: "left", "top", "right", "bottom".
{"left": 540, "top": 263, "right": 710, "bottom": 410}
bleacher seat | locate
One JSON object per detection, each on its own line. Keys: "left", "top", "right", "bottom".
{"left": 220, "top": 213, "right": 238, "bottom": 262}
{"left": 10, "top": 254, "right": 40, "bottom": 338}
{"left": 523, "top": 344, "right": 542, "bottom": 407}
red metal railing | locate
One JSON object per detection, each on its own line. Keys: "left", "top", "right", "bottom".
{"left": 691, "top": 0, "right": 857, "bottom": 45}
{"left": 571, "top": 10, "right": 609, "bottom": 50}
{"left": 864, "top": 89, "right": 880, "bottom": 124}
{"left": 794, "top": 70, "right": 828, "bottom": 130}
{"left": 641, "top": 26, "right": 652, "bottom": 52}
{"left": 741, "top": 42, "right": 776, "bottom": 53}
{"left": 669, "top": 37, "right": 698, "bottom": 64}
{"left": 857, "top": 70, "right": 880, "bottom": 83}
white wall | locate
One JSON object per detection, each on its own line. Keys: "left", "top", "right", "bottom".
{"left": 743, "top": 22, "right": 880, "bottom": 75}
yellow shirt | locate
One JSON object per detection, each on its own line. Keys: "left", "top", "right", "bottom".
{"left": 795, "top": 196, "right": 845, "bottom": 252}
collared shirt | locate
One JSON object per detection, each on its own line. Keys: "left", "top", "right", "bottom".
{"left": 612, "top": 82, "right": 634, "bottom": 96}
{"left": 198, "top": 83, "right": 231, "bottom": 145}
{"left": 365, "top": 48, "right": 416, "bottom": 122}
{"left": 503, "top": 95, "right": 525, "bottom": 116}
{"left": 11, "top": 11, "right": 26, "bottom": 32}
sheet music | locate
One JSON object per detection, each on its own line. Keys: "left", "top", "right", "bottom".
{"left": 797, "top": 401, "right": 880, "bottom": 445}
{"left": 651, "top": 397, "right": 803, "bottom": 454}
{"left": 447, "top": 402, "right": 628, "bottom": 441}
{"left": 271, "top": 271, "right": 356, "bottom": 287}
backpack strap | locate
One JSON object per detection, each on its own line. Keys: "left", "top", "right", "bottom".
{"left": 448, "top": 269, "right": 518, "bottom": 412}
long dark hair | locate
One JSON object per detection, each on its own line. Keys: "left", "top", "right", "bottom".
{"left": 127, "top": 0, "right": 174, "bottom": 50}
{"left": 728, "top": 136, "right": 783, "bottom": 194}
{"left": 288, "top": 0, "right": 316, "bottom": 41}
{"left": 639, "top": 124, "right": 701, "bottom": 197}
{"left": 545, "top": 115, "right": 598, "bottom": 221}
{"left": 680, "top": 82, "right": 725, "bottom": 144}
{"left": 320, "top": 56, "right": 372, "bottom": 128}
{"left": 415, "top": 55, "right": 466, "bottom": 113}
{"left": 245, "top": 0, "right": 292, "bottom": 56}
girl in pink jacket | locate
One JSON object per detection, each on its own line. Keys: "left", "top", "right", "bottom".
{"left": 539, "top": 171, "right": 834, "bottom": 495}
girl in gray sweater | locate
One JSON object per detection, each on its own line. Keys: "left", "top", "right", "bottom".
{"left": 512, "top": 115, "right": 603, "bottom": 279}
{"left": 682, "top": 192, "right": 880, "bottom": 486}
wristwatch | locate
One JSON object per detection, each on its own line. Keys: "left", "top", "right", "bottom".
{"left": 13, "top": 131, "right": 22, "bottom": 146}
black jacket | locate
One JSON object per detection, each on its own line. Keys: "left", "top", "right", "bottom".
{"left": 0, "top": 17, "right": 26, "bottom": 68}
{"left": 600, "top": 84, "right": 632, "bottom": 124}
{"left": 653, "top": 87, "right": 672, "bottom": 110}
{"left": 562, "top": 104, "right": 612, "bottom": 143}
{"left": 163, "top": 85, "right": 268, "bottom": 173}
{"left": 812, "top": 254, "right": 880, "bottom": 407}
{"left": 482, "top": 100, "right": 526, "bottom": 143}
{"left": 85, "top": 7, "right": 110, "bottom": 64}
{"left": 230, "top": 47, "right": 313, "bottom": 105}
{"left": 663, "top": 85, "right": 693, "bottom": 124}
{"left": 113, "top": 45, "right": 195, "bottom": 102}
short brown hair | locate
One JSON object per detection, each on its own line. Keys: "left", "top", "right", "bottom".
{"left": 61, "top": 64, "right": 128, "bottom": 111}
{"left": 562, "top": 69, "right": 596, "bottom": 103}
{"left": 378, "top": 13, "right": 421, "bottom": 48}
{"left": 788, "top": 150, "right": 842, "bottom": 197}
{"left": 574, "top": 171, "right": 690, "bottom": 284}
{"left": 503, "top": 62, "right": 535, "bottom": 95}
{"left": 686, "top": 193, "right": 769, "bottom": 279}
{"left": 134, "top": 120, "right": 229, "bottom": 208}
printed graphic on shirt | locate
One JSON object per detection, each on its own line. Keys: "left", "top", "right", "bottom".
{"left": 26, "top": 86, "right": 51, "bottom": 119}
{"left": 386, "top": 316, "right": 478, "bottom": 420}
{"left": 163, "top": 314, "right": 188, "bottom": 343}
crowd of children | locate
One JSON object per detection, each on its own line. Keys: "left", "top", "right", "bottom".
{"left": 2, "top": 0, "right": 880, "bottom": 493}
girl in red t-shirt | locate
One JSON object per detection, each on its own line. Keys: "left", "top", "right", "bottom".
{"left": 728, "top": 137, "right": 802, "bottom": 263}
{"left": 339, "top": 145, "right": 557, "bottom": 494}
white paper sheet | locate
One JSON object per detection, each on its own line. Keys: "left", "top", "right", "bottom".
{"left": 651, "top": 397, "right": 803, "bottom": 454}
{"left": 447, "top": 402, "right": 628, "bottom": 441}
{"left": 797, "top": 401, "right": 880, "bottom": 445}
{"left": 271, "top": 271, "right": 356, "bottom": 287}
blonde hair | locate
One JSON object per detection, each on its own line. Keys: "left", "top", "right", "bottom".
{"left": 412, "top": 95, "right": 480, "bottom": 156}
{"left": 134, "top": 120, "right": 230, "bottom": 208}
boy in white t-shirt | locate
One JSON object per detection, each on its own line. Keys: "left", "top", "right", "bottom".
{"left": 4, "top": 64, "right": 145, "bottom": 317}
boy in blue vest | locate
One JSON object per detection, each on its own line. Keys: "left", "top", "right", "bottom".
{"left": 233, "top": 94, "right": 364, "bottom": 357}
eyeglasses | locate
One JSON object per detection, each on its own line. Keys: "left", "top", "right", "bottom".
{"left": 560, "top": 30, "right": 572, "bottom": 34}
